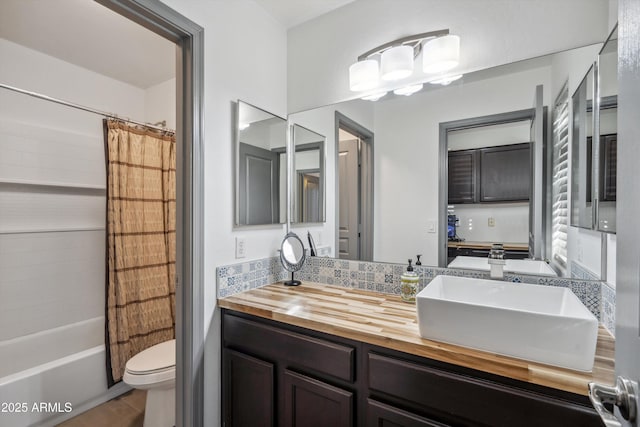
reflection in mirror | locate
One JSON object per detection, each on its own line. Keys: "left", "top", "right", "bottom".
{"left": 291, "top": 124, "right": 325, "bottom": 224}
{"left": 288, "top": 44, "right": 606, "bottom": 279}
{"left": 280, "top": 232, "right": 306, "bottom": 286}
{"left": 235, "top": 101, "right": 287, "bottom": 226}
{"left": 571, "top": 66, "right": 595, "bottom": 229}
{"left": 597, "top": 26, "right": 617, "bottom": 233}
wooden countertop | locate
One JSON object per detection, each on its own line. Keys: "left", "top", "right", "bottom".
{"left": 218, "top": 282, "right": 615, "bottom": 396}
{"left": 448, "top": 241, "right": 529, "bottom": 250}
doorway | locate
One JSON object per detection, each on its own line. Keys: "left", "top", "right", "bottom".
{"left": 0, "top": 1, "right": 204, "bottom": 426}
{"left": 335, "top": 112, "right": 374, "bottom": 261}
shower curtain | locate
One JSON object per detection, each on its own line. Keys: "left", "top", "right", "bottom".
{"left": 104, "top": 119, "right": 176, "bottom": 385}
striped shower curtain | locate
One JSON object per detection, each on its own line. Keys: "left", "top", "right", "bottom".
{"left": 104, "top": 119, "right": 176, "bottom": 385}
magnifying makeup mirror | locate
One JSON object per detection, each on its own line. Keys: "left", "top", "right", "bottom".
{"left": 280, "top": 232, "right": 306, "bottom": 286}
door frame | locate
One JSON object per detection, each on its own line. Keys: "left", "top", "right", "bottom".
{"left": 95, "top": 1, "right": 204, "bottom": 426}
{"left": 335, "top": 111, "right": 374, "bottom": 261}
{"left": 438, "top": 108, "right": 547, "bottom": 267}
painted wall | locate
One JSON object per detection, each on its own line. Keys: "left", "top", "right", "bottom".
{"left": 153, "top": 1, "right": 288, "bottom": 425}
{"left": 287, "top": 0, "right": 611, "bottom": 112}
{"left": 145, "top": 77, "right": 176, "bottom": 129}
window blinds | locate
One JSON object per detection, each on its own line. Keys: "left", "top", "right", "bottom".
{"left": 551, "top": 85, "right": 569, "bottom": 267}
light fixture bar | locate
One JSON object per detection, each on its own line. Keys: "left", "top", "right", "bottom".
{"left": 357, "top": 29, "right": 450, "bottom": 61}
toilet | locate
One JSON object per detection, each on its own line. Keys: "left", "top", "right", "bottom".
{"left": 123, "top": 339, "right": 175, "bottom": 427}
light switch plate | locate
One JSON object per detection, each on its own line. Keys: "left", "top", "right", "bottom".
{"left": 427, "top": 220, "right": 436, "bottom": 233}
{"left": 488, "top": 217, "right": 496, "bottom": 227}
{"left": 235, "top": 237, "right": 246, "bottom": 258}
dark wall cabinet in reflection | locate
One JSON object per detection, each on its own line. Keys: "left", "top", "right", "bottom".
{"left": 448, "top": 143, "right": 530, "bottom": 204}
{"left": 447, "top": 150, "right": 477, "bottom": 203}
{"left": 479, "top": 143, "right": 531, "bottom": 202}
{"left": 600, "top": 134, "right": 617, "bottom": 201}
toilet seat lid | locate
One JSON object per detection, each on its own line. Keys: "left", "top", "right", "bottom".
{"left": 126, "top": 339, "right": 176, "bottom": 374}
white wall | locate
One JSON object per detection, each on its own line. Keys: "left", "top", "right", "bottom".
{"left": 287, "top": 0, "right": 611, "bottom": 112}
{"left": 452, "top": 203, "right": 529, "bottom": 244}
{"left": 154, "top": 1, "right": 288, "bottom": 426}
{"left": 288, "top": 99, "right": 374, "bottom": 254}
{"left": 448, "top": 121, "right": 531, "bottom": 151}
{"left": 145, "top": 77, "right": 176, "bottom": 129}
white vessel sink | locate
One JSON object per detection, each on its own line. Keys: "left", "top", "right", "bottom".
{"left": 416, "top": 275, "right": 598, "bottom": 371}
{"left": 447, "top": 256, "right": 558, "bottom": 277}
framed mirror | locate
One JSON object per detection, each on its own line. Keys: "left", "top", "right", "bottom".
{"left": 570, "top": 65, "right": 595, "bottom": 230}
{"left": 235, "top": 100, "right": 287, "bottom": 226}
{"left": 291, "top": 124, "right": 326, "bottom": 224}
{"left": 596, "top": 25, "right": 618, "bottom": 234}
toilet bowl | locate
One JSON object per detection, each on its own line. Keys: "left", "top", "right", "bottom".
{"left": 123, "top": 339, "right": 175, "bottom": 427}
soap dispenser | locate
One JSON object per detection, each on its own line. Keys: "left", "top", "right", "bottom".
{"left": 400, "top": 259, "right": 419, "bottom": 303}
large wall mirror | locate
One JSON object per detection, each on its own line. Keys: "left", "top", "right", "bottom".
{"left": 291, "top": 124, "right": 326, "bottom": 224}
{"left": 289, "top": 40, "right": 613, "bottom": 280}
{"left": 571, "top": 65, "right": 595, "bottom": 230}
{"left": 596, "top": 26, "right": 618, "bottom": 233}
{"left": 235, "top": 100, "right": 287, "bottom": 226}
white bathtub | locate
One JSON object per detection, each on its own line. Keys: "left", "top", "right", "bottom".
{"left": 0, "top": 317, "right": 130, "bottom": 426}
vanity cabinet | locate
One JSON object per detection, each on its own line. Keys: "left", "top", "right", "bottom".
{"left": 222, "top": 310, "right": 602, "bottom": 427}
{"left": 448, "top": 143, "right": 531, "bottom": 204}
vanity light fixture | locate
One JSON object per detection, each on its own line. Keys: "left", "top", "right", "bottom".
{"left": 423, "top": 35, "right": 460, "bottom": 73}
{"left": 381, "top": 45, "right": 414, "bottom": 81}
{"left": 361, "top": 91, "right": 388, "bottom": 101}
{"left": 393, "top": 84, "right": 423, "bottom": 96}
{"left": 429, "top": 74, "right": 463, "bottom": 86}
{"left": 349, "top": 29, "right": 460, "bottom": 92}
{"left": 349, "top": 59, "right": 379, "bottom": 91}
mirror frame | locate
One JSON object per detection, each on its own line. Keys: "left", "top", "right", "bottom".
{"left": 595, "top": 24, "right": 618, "bottom": 234}
{"left": 290, "top": 123, "right": 326, "bottom": 225}
{"left": 234, "top": 99, "right": 288, "bottom": 227}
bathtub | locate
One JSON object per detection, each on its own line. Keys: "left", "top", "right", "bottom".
{"left": 0, "top": 317, "right": 130, "bottom": 426}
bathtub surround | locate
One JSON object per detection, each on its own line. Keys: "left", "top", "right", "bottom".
{"left": 218, "top": 257, "right": 606, "bottom": 323}
{"left": 104, "top": 120, "right": 176, "bottom": 385}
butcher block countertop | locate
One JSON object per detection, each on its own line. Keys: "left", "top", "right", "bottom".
{"left": 218, "top": 282, "right": 615, "bottom": 396}
{"left": 447, "top": 241, "right": 529, "bottom": 251}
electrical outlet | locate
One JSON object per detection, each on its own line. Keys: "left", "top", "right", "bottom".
{"left": 488, "top": 217, "right": 496, "bottom": 227}
{"left": 427, "top": 220, "right": 436, "bottom": 233}
{"left": 235, "top": 237, "right": 246, "bottom": 258}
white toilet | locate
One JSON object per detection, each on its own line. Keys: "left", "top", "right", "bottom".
{"left": 123, "top": 339, "right": 176, "bottom": 427}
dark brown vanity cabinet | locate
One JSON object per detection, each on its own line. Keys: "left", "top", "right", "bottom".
{"left": 222, "top": 310, "right": 602, "bottom": 427}
{"left": 448, "top": 143, "right": 531, "bottom": 204}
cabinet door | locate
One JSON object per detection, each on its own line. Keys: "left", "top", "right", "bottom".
{"left": 223, "top": 349, "right": 274, "bottom": 427}
{"left": 600, "top": 134, "right": 617, "bottom": 201}
{"left": 283, "top": 369, "right": 353, "bottom": 427}
{"left": 448, "top": 150, "right": 476, "bottom": 203}
{"left": 366, "top": 399, "right": 448, "bottom": 427}
{"left": 479, "top": 143, "right": 531, "bottom": 202}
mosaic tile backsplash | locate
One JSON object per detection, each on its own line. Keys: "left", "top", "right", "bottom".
{"left": 600, "top": 282, "right": 616, "bottom": 335}
{"left": 218, "top": 256, "right": 608, "bottom": 324}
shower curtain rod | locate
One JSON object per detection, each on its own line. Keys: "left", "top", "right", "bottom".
{"left": 0, "top": 83, "right": 174, "bottom": 133}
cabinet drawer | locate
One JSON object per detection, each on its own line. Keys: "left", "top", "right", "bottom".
{"left": 367, "top": 399, "right": 448, "bottom": 427}
{"left": 368, "top": 352, "right": 601, "bottom": 427}
{"left": 223, "top": 313, "right": 355, "bottom": 381}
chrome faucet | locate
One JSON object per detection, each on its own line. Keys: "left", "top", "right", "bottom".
{"left": 488, "top": 243, "right": 506, "bottom": 279}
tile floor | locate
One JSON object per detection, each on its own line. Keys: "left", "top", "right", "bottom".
{"left": 56, "top": 390, "right": 146, "bottom": 427}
